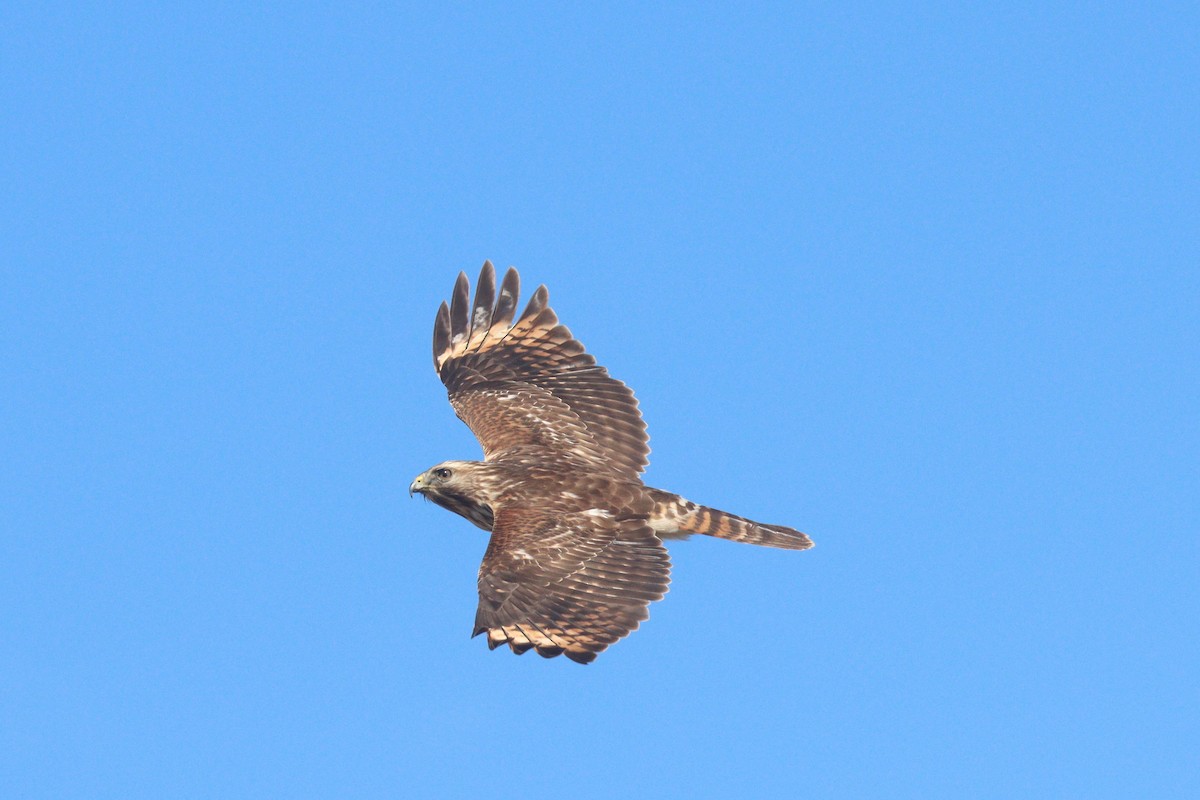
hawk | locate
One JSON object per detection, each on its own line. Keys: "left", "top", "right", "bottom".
{"left": 410, "top": 262, "right": 813, "bottom": 663}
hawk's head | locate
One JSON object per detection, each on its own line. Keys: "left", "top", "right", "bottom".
{"left": 409, "top": 460, "right": 496, "bottom": 530}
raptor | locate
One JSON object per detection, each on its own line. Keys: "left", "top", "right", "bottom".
{"left": 411, "top": 262, "right": 812, "bottom": 663}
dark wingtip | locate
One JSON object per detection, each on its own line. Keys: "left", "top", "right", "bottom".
{"left": 433, "top": 301, "right": 451, "bottom": 368}
{"left": 449, "top": 271, "right": 470, "bottom": 340}
{"left": 492, "top": 267, "right": 521, "bottom": 329}
{"left": 477, "top": 261, "right": 496, "bottom": 295}
{"left": 518, "top": 284, "right": 550, "bottom": 323}
{"left": 471, "top": 261, "right": 497, "bottom": 340}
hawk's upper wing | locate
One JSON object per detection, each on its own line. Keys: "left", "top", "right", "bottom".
{"left": 433, "top": 261, "right": 649, "bottom": 479}
{"left": 474, "top": 507, "right": 671, "bottom": 664}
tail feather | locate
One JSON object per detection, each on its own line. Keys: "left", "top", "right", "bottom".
{"left": 647, "top": 490, "right": 813, "bottom": 551}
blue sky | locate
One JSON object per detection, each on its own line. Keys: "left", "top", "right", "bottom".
{"left": 2, "top": 3, "right": 1197, "bottom": 797}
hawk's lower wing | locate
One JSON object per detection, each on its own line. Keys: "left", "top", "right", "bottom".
{"left": 475, "top": 507, "right": 670, "bottom": 664}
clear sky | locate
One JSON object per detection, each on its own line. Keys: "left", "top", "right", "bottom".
{"left": 2, "top": 3, "right": 1197, "bottom": 798}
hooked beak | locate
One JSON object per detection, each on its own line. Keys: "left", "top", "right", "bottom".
{"left": 409, "top": 473, "right": 426, "bottom": 498}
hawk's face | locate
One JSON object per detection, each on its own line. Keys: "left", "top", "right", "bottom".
{"left": 410, "top": 461, "right": 495, "bottom": 530}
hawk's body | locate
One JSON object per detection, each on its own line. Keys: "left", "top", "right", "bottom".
{"left": 411, "top": 262, "right": 812, "bottom": 663}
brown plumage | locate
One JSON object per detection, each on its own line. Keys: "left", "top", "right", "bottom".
{"left": 410, "top": 261, "right": 812, "bottom": 664}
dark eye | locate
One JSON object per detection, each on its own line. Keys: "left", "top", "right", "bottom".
{"left": 433, "top": 467, "right": 452, "bottom": 479}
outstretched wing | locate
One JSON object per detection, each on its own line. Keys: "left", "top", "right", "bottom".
{"left": 433, "top": 261, "right": 649, "bottom": 479}
{"left": 474, "top": 507, "right": 671, "bottom": 664}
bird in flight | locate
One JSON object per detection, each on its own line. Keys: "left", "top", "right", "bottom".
{"left": 410, "top": 262, "right": 813, "bottom": 663}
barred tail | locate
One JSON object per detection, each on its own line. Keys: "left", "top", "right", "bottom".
{"left": 648, "top": 490, "right": 813, "bottom": 551}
